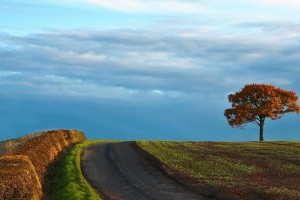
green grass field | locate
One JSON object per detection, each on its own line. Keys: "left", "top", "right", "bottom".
{"left": 137, "top": 141, "right": 300, "bottom": 200}
{"left": 45, "top": 140, "right": 105, "bottom": 200}
{"left": 43, "top": 140, "right": 300, "bottom": 200}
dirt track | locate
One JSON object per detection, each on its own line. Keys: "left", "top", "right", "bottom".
{"left": 81, "top": 142, "right": 205, "bottom": 200}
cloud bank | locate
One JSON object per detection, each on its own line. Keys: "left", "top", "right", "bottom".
{"left": 73, "top": 0, "right": 208, "bottom": 13}
{"left": 1, "top": 23, "right": 300, "bottom": 100}
{"left": 72, "top": 0, "right": 300, "bottom": 13}
{"left": 1, "top": 5, "right": 300, "bottom": 140}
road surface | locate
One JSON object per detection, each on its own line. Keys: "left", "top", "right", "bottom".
{"left": 81, "top": 142, "right": 205, "bottom": 200}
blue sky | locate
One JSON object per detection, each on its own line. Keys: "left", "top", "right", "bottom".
{"left": 1, "top": 0, "right": 300, "bottom": 141}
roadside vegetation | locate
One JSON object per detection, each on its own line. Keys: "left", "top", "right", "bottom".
{"left": 0, "top": 132, "right": 44, "bottom": 155}
{"left": 45, "top": 140, "right": 106, "bottom": 200}
{"left": 137, "top": 141, "right": 300, "bottom": 200}
{"left": 0, "top": 130, "right": 86, "bottom": 200}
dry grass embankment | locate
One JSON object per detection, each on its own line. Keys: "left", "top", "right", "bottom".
{"left": 0, "top": 132, "right": 43, "bottom": 156}
{"left": 0, "top": 129, "right": 86, "bottom": 200}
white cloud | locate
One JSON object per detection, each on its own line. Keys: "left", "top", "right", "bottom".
{"left": 81, "top": 0, "right": 207, "bottom": 13}
{"left": 81, "top": 0, "right": 300, "bottom": 13}
{"left": 1, "top": 25, "right": 300, "bottom": 100}
{"left": 151, "top": 89, "right": 164, "bottom": 96}
{"left": 260, "top": 0, "right": 300, "bottom": 8}
{"left": 56, "top": 51, "right": 105, "bottom": 63}
{"left": 0, "top": 71, "right": 21, "bottom": 77}
{"left": 85, "top": 0, "right": 148, "bottom": 12}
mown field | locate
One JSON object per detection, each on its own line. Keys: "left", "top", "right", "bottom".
{"left": 137, "top": 141, "right": 300, "bottom": 200}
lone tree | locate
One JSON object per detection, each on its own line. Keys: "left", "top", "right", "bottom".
{"left": 224, "top": 84, "right": 300, "bottom": 141}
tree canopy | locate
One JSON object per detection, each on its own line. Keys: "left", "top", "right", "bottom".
{"left": 224, "top": 84, "right": 300, "bottom": 141}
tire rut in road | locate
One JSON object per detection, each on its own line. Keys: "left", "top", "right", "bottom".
{"left": 81, "top": 142, "right": 205, "bottom": 200}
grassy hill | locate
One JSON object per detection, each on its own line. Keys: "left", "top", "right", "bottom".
{"left": 137, "top": 141, "right": 300, "bottom": 200}
{"left": 48, "top": 140, "right": 300, "bottom": 200}
{"left": 1, "top": 132, "right": 300, "bottom": 200}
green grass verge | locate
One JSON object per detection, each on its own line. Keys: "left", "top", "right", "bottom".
{"left": 47, "top": 140, "right": 107, "bottom": 200}
{"left": 137, "top": 141, "right": 300, "bottom": 199}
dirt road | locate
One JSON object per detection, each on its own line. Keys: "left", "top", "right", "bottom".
{"left": 81, "top": 142, "right": 205, "bottom": 200}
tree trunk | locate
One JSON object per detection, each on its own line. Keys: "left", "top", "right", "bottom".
{"left": 259, "top": 117, "right": 265, "bottom": 142}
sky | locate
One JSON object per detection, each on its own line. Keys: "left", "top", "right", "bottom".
{"left": 1, "top": 0, "right": 300, "bottom": 141}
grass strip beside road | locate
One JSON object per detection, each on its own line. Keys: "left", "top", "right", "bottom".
{"left": 47, "top": 140, "right": 106, "bottom": 200}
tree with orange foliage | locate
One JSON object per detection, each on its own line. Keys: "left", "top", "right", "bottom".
{"left": 224, "top": 84, "right": 300, "bottom": 141}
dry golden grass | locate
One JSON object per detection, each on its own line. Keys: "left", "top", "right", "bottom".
{"left": 0, "top": 155, "right": 41, "bottom": 200}
{"left": 0, "top": 132, "right": 44, "bottom": 156}
{"left": 0, "top": 129, "right": 86, "bottom": 200}
{"left": 0, "top": 140, "right": 17, "bottom": 155}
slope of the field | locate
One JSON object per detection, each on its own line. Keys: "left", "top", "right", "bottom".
{"left": 4, "top": 137, "right": 297, "bottom": 200}
{"left": 137, "top": 141, "right": 300, "bottom": 200}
